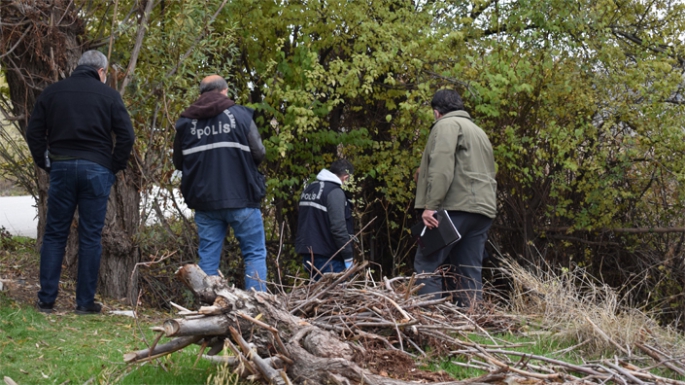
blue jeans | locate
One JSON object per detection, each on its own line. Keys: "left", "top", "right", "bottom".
{"left": 302, "top": 254, "right": 346, "bottom": 281}
{"left": 195, "top": 208, "right": 267, "bottom": 291}
{"left": 38, "top": 160, "right": 115, "bottom": 308}
{"left": 414, "top": 211, "right": 492, "bottom": 307}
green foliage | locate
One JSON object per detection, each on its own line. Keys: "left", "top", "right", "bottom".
{"left": 115, "top": 0, "right": 685, "bottom": 305}
{"left": 3, "top": 0, "right": 685, "bottom": 311}
{"left": 212, "top": 0, "right": 685, "bottom": 293}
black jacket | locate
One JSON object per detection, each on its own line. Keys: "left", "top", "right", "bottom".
{"left": 26, "top": 65, "right": 135, "bottom": 173}
{"left": 173, "top": 91, "right": 266, "bottom": 210}
{"left": 295, "top": 169, "right": 354, "bottom": 263}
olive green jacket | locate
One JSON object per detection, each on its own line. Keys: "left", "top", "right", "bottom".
{"left": 415, "top": 110, "right": 497, "bottom": 218}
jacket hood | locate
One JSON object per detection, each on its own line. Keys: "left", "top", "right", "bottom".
{"left": 316, "top": 169, "right": 343, "bottom": 185}
{"left": 181, "top": 91, "right": 236, "bottom": 119}
{"left": 71, "top": 65, "right": 101, "bottom": 81}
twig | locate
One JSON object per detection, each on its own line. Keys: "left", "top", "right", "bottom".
{"left": 169, "top": 301, "right": 192, "bottom": 313}
{"left": 0, "top": 25, "right": 31, "bottom": 59}
{"left": 593, "top": 364, "right": 628, "bottom": 385}
{"left": 236, "top": 312, "right": 292, "bottom": 363}
{"left": 356, "top": 289, "right": 413, "bottom": 322}
{"left": 551, "top": 339, "right": 590, "bottom": 356}
{"left": 221, "top": 334, "right": 258, "bottom": 377}
{"left": 290, "top": 262, "right": 368, "bottom": 315}
{"left": 147, "top": 331, "right": 164, "bottom": 359}
{"left": 472, "top": 345, "right": 563, "bottom": 380}
{"left": 322, "top": 217, "right": 377, "bottom": 268}
{"left": 274, "top": 221, "right": 286, "bottom": 294}
{"left": 106, "top": 0, "right": 119, "bottom": 64}
{"left": 404, "top": 273, "right": 416, "bottom": 301}
{"left": 229, "top": 326, "right": 287, "bottom": 385}
{"left": 119, "top": 0, "right": 154, "bottom": 96}
{"left": 636, "top": 343, "right": 685, "bottom": 376}
{"left": 605, "top": 359, "right": 645, "bottom": 385}
{"left": 585, "top": 316, "right": 629, "bottom": 356}
{"left": 193, "top": 339, "right": 208, "bottom": 368}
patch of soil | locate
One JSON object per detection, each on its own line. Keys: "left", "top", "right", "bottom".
{"left": 354, "top": 349, "right": 453, "bottom": 382}
{"left": 0, "top": 249, "right": 80, "bottom": 313}
{"left": 0, "top": 247, "right": 139, "bottom": 316}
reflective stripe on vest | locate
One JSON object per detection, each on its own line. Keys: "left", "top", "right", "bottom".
{"left": 299, "top": 201, "right": 328, "bottom": 212}
{"left": 182, "top": 141, "right": 250, "bottom": 156}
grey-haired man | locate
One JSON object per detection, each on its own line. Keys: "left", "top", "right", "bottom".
{"left": 27, "top": 50, "right": 135, "bottom": 314}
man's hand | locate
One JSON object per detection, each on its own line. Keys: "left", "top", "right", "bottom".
{"left": 422, "top": 209, "right": 439, "bottom": 229}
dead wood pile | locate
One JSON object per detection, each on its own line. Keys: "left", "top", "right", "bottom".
{"left": 124, "top": 263, "right": 685, "bottom": 384}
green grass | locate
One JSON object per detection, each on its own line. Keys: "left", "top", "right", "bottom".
{"left": 0, "top": 233, "right": 35, "bottom": 251}
{"left": 0, "top": 292, "right": 229, "bottom": 384}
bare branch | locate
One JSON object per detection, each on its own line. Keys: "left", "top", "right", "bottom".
{"left": 119, "top": 0, "right": 155, "bottom": 96}
{"left": 165, "top": 0, "right": 230, "bottom": 78}
{"left": 0, "top": 25, "right": 31, "bottom": 59}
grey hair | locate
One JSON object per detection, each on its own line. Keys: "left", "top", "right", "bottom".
{"left": 200, "top": 77, "right": 228, "bottom": 94}
{"left": 78, "top": 50, "right": 108, "bottom": 70}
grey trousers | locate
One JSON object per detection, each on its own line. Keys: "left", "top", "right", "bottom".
{"left": 413, "top": 210, "right": 493, "bottom": 306}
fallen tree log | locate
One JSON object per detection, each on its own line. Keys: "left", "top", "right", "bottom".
{"left": 124, "top": 263, "right": 685, "bottom": 384}
{"left": 162, "top": 316, "right": 231, "bottom": 337}
{"left": 123, "top": 335, "right": 202, "bottom": 363}
{"left": 125, "top": 264, "right": 479, "bottom": 384}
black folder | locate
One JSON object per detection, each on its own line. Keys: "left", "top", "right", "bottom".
{"left": 410, "top": 210, "right": 461, "bottom": 257}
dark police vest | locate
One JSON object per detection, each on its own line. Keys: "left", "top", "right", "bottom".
{"left": 295, "top": 180, "right": 354, "bottom": 259}
{"left": 176, "top": 105, "right": 265, "bottom": 210}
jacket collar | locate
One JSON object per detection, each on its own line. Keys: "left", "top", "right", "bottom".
{"left": 316, "top": 169, "right": 343, "bottom": 185}
{"left": 71, "top": 65, "right": 101, "bottom": 81}
{"left": 437, "top": 110, "right": 471, "bottom": 122}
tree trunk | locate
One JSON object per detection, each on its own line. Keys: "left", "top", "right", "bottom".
{"left": 0, "top": 0, "right": 140, "bottom": 301}
{"left": 99, "top": 170, "right": 140, "bottom": 300}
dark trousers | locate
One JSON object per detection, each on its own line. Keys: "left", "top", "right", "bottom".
{"left": 38, "top": 160, "right": 114, "bottom": 307}
{"left": 414, "top": 211, "right": 493, "bottom": 306}
{"left": 302, "top": 254, "right": 346, "bottom": 281}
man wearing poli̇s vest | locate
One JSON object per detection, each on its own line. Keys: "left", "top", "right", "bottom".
{"left": 173, "top": 75, "right": 268, "bottom": 291}
{"left": 296, "top": 159, "right": 355, "bottom": 280}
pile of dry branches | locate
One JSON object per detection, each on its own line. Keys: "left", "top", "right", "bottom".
{"left": 124, "top": 262, "right": 685, "bottom": 384}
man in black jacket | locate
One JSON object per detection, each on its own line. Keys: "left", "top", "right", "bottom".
{"left": 173, "top": 75, "right": 268, "bottom": 291}
{"left": 26, "top": 50, "right": 135, "bottom": 315}
{"left": 296, "top": 159, "right": 355, "bottom": 280}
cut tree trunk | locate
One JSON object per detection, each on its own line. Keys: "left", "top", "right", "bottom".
{"left": 125, "top": 264, "right": 483, "bottom": 385}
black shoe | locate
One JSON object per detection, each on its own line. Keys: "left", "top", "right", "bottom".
{"left": 75, "top": 302, "right": 102, "bottom": 315}
{"left": 36, "top": 300, "right": 54, "bottom": 314}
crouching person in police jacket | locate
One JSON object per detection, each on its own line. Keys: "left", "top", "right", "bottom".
{"left": 173, "top": 75, "right": 268, "bottom": 291}
{"left": 296, "top": 159, "right": 355, "bottom": 280}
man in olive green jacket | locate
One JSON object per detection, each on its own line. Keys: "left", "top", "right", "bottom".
{"left": 414, "top": 89, "right": 497, "bottom": 307}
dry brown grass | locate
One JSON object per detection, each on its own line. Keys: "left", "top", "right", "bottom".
{"left": 502, "top": 258, "right": 685, "bottom": 357}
